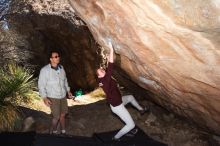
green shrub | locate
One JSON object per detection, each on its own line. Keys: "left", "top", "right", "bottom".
{"left": 0, "top": 63, "right": 37, "bottom": 131}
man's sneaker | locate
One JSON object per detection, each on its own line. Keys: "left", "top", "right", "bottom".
{"left": 140, "top": 106, "right": 150, "bottom": 115}
{"left": 51, "top": 130, "right": 58, "bottom": 135}
{"left": 60, "top": 130, "right": 68, "bottom": 136}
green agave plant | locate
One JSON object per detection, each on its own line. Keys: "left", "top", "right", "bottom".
{"left": 0, "top": 63, "right": 37, "bottom": 131}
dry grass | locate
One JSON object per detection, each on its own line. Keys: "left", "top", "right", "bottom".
{"left": 0, "top": 105, "right": 20, "bottom": 131}
{"left": 87, "top": 87, "right": 105, "bottom": 99}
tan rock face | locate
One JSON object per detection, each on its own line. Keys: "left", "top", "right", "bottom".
{"left": 69, "top": 0, "right": 220, "bottom": 133}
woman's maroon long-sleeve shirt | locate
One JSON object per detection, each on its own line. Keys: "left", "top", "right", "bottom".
{"left": 98, "top": 63, "right": 122, "bottom": 107}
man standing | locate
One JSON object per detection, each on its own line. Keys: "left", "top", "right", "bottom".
{"left": 38, "top": 51, "right": 72, "bottom": 134}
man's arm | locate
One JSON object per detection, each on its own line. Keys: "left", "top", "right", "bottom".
{"left": 63, "top": 68, "right": 73, "bottom": 98}
{"left": 65, "top": 78, "right": 73, "bottom": 99}
{"left": 38, "top": 69, "right": 47, "bottom": 98}
{"left": 38, "top": 68, "right": 51, "bottom": 106}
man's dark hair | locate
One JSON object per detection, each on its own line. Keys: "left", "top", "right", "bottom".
{"left": 48, "top": 50, "right": 60, "bottom": 59}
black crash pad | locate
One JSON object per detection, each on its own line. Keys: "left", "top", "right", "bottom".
{"left": 34, "top": 134, "right": 100, "bottom": 146}
{"left": 0, "top": 127, "right": 167, "bottom": 146}
{"left": 0, "top": 131, "right": 36, "bottom": 146}
{"left": 93, "top": 126, "right": 167, "bottom": 146}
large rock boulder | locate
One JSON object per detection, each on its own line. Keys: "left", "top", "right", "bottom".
{"left": 2, "top": 0, "right": 220, "bottom": 135}
{"left": 69, "top": 0, "right": 220, "bottom": 134}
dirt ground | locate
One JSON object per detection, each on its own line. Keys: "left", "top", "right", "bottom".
{"left": 21, "top": 92, "right": 218, "bottom": 146}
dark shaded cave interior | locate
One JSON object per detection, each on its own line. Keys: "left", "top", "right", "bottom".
{"left": 2, "top": 10, "right": 151, "bottom": 98}
{"left": 4, "top": 12, "right": 104, "bottom": 92}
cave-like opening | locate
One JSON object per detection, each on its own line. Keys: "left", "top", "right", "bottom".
{"left": 3, "top": 11, "right": 104, "bottom": 92}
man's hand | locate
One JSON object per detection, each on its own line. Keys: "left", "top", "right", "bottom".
{"left": 43, "top": 97, "right": 52, "bottom": 107}
{"left": 68, "top": 91, "right": 72, "bottom": 97}
{"left": 67, "top": 91, "right": 73, "bottom": 99}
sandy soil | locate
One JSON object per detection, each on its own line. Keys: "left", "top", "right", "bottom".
{"left": 20, "top": 93, "right": 215, "bottom": 146}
